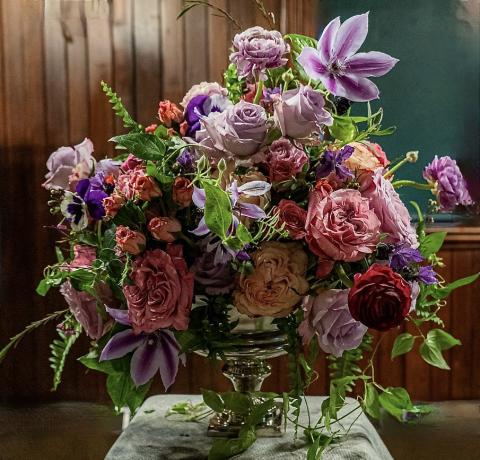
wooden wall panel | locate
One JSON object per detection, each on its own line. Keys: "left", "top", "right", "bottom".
{"left": 1, "top": 0, "right": 479, "bottom": 406}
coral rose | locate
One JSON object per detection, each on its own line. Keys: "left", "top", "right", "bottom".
{"left": 148, "top": 217, "right": 181, "bottom": 243}
{"left": 276, "top": 199, "right": 307, "bottom": 240}
{"left": 103, "top": 192, "right": 125, "bottom": 218}
{"left": 117, "top": 167, "right": 162, "bottom": 201}
{"left": 305, "top": 189, "right": 380, "bottom": 262}
{"left": 172, "top": 177, "right": 193, "bottom": 208}
{"left": 344, "top": 141, "right": 389, "bottom": 172}
{"left": 348, "top": 264, "right": 411, "bottom": 331}
{"left": 115, "top": 226, "right": 146, "bottom": 255}
{"left": 124, "top": 246, "right": 194, "bottom": 333}
{"left": 158, "top": 100, "right": 183, "bottom": 127}
{"left": 233, "top": 242, "right": 309, "bottom": 318}
{"left": 121, "top": 154, "right": 143, "bottom": 172}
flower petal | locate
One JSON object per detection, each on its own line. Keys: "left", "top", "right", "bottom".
{"left": 106, "top": 307, "right": 131, "bottom": 326}
{"left": 130, "top": 338, "right": 162, "bottom": 386}
{"left": 345, "top": 51, "right": 399, "bottom": 77}
{"left": 298, "top": 47, "right": 328, "bottom": 81}
{"left": 317, "top": 16, "right": 341, "bottom": 64}
{"left": 192, "top": 186, "right": 206, "bottom": 209}
{"left": 333, "top": 12, "right": 369, "bottom": 61}
{"left": 237, "top": 180, "right": 271, "bottom": 196}
{"left": 100, "top": 329, "right": 145, "bottom": 361}
{"left": 236, "top": 202, "right": 266, "bottom": 219}
{"left": 157, "top": 331, "right": 182, "bottom": 390}
{"left": 191, "top": 216, "right": 210, "bottom": 236}
{"left": 335, "top": 74, "right": 379, "bottom": 102}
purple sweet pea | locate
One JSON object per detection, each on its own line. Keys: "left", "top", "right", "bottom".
{"left": 100, "top": 307, "right": 185, "bottom": 389}
{"left": 316, "top": 145, "right": 354, "bottom": 181}
{"left": 176, "top": 149, "right": 196, "bottom": 172}
{"left": 423, "top": 155, "right": 473, "bottom": 211}
{"left": 418, "top": 265, "right": 438, "bottom": 285}
{"left": 298, "top": 13, "right": 398, "bottom": 102}
{"left": 390, "top": 245, "right": 424, "bottom": 270}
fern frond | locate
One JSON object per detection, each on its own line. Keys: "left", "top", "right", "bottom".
{"left": 101, "top": 81, "right": 143, "bottom": 132}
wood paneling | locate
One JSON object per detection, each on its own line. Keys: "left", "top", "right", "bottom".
{"left": 1, "top": 0, "right": 479, "bottom": 406}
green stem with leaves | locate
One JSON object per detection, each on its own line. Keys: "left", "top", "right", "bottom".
{"left": 392, "top": 180, "right": 432, "bottom": 190}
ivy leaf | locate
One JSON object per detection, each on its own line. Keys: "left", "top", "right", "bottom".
{"left": 378, "top": 387, "right": 413, "bottom": 421}
{"left": 222, "top": 392, "right": 251, "bottom": 415}
{"left": 432, "top": 272, "right": 480, "bottom": 300}
{"left": 391, "top": 333, "right": 415, "bottom": 359}
{"left": 419, "top": 341, "right": 450, "bottom": 370}
{"left": 364, "top": 383, "right": 381, "bottom": 419}
{"left": 202, "top": 181, "right": 232, "bottom": 240}
{"left": 106, "top": 372, "right": 151, "bottom": 413}
{"left": 208, "top": 427, "right": 256, "bottom": 460}
{"left": 201, "top": 388, "right": 225, "bottom": 413}
{"left": 110, "top": 133, "right": 166, "bottom": 161}
{"left": 245, "top": 398, "right": 275, "bottom": 426}
{"left": 419, "top": 232, "right": 447, "bottom": 257}
{"left": 426, "top": 329, "right": 461, "bottom": 351}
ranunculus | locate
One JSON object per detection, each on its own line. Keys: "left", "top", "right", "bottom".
{"left": 348, "top": 264, "right": 412, "bottom": 331}
{"left": 181, "top": 81, "right": 228, "bottom": 108}
{"left": 116, "top": 166, "right": 162, "bottom": 201}
{"left": 423, "top": 155, "right": 473, "bottom": 211}
{"left": 361, "top": 169, "right": 418, "bottom": 248}
{"left": 276, "top": 199, "right": 307, "bottom": 240}
{"left": 43, "top": 138, "right": 95, "bottom": 191}
{"left": 265, "top": 138, "right": 309, "bottom": 182}
{"left": 157, "top": 100, "right": 183, "bottom": 127}
{"left": 233, "top": 242, "right": 309, "bottom": 318}
{"left": 60, "top": 281, "right": 112, "bottom": 340}
{"left": 273, "top": 85, "right": 333, "bottom": 139}
{"left": 230, "top": 26, "right": 289, "bottom": 80}
{"left": 148, "top": 217, "right": 181, "bottom": 243}
{"left": 115, "top": 226, "right": 146, "bottom": 255}
{"left": 103, "top": 192, "right": 125, "bottom": 218}
{"left": 200, "top": 100, "right": 268, "bottom": 159}
{"left": 121, "top": 154, "right": 143, "bottom": 172}
{"left": 70, "top": 244, "right": 96, "bottom": 268}
{"left": 344, "top": 141, "right": 389, "bottom": 172}
{"left": 299, "top": 289, "right": 368, "bottom": 357}
{"left": 172, "top": 177, "right": 193, "bottom": 208}
{"left": 123, "top": 246, "right": 194, "bottom": 333}
{"left": 305, "top": 189, "right": 380, "bottom": 262}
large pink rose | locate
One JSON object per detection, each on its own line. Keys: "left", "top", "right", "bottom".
{"left": 306, "top": 189, "right": 380, "bottom": 262}
{"left": 123, "top": 246, "right": 194, "bottom": 333}
{"left": 360, "top": 169, "right": 418, "bottom": 248}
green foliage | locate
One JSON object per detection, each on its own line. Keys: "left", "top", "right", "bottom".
{"left": 110, "top": 132, "right": 167, "bottom": 161}
{"left": 391, "top": 333, "right": 416, "bottom": 359}
{"left": 419, "top": 328, "right": 461, "bottom": 370}
{"left": 202, "top": 180, "right": 233, "bottom": 240}
{"left": 363, "top": 383, "right": 381, "bottom": 419}
{"left": 112, "top": 201, "right": 147, "bottom": 229}
{"left": 223, "top": 64, "right": 244, "bottom": 104}
{"left": 419, "top": 231, "right": 447, "bottom": 258}
{"left": 101, "top": 81, "right": 143, "bottom": 132}
{"left": 284, "top": 34, "right": 318, "bottom": 83}
{"left": 378, "top": 387, "right": 413, "bottom": 421}
{"left": 202, "top": 389, "right": 225, "bottom": 413}
{"left": 329, "top": 116, "right": 357, "bottom": 143}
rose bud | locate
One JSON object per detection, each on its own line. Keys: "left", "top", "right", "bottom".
{"left": 275, "top": 199, "right": 307, "bottom": 240}
{"left": 158, "top": 100, "right": 183, "bottom": 127}
{"left": 172, "top": 177, "right": 193, "bottom": 208}
{"left": 115, "top": 226, "right": 146, "bottom": 255}
{"left": 148, "top": 217, "right": 182, "bottom": 243}
{"left": 348, "top": 264, "right": 412, "bottom": 331}
{"left": 103, "top": 192, "right": 125, "bottom": 218}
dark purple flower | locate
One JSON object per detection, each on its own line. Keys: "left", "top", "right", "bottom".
{"left": 76, "top": 178, "right": 108, "bottom": 220}
{"left": 316, "top": 145, "right": 354, "bottom": 181}
{"left": 262, "top": 86, "right": 282, "bottom": 103}
{"left": 100, "top": 307, "right": 185, "bottom": 389}
{"left": 236, "top": 250, "right": 251, "bottom": 262}
{"left": 176, "top": 149, "right": 195, "bottom": 172}
{"left": 390, "top": 245, "right": 424, "bottom": 270}
{"left": 423, "top": 155, "right": 473, "bottom": 211}
{"left": 184, "top": 94, "right": 230, "bottom": 138}
{"left": 298, "top": 13, "right": 398, "bottom": 102}
{"left": 418, "top": 265, "right": 438, "bottom": 285}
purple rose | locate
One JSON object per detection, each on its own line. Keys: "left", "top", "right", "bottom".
{"left": 43, "top": 138, "right": 95, "bottom": 191}
{"left": 265, "top": 138, "right": 309, "bottom": 182}
{"left": 230, "top": 27, "right": 289, "bottom": 80}
{"left": 273, "top": 85, "right": 333, "bottom": 139}
{"left": 423, "top": 155, "right": 473, "bottom": 211}
{"left": 298, "top": 289, "right": 367, "bottom": 357}
{"left": 200, "top": 100, "right": 268, "bottom": 158}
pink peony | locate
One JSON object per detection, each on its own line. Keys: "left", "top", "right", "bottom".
{"left": 276, "top": 199, "right": 307, "bottom": 240}
{"left": 115, "top": 226, "right": 146, "bottom": 255}
{"left": 306, "top": 189, "right": 381, "bottom": 262}
{"left": 123, "top": 246, "right": 194, "bottom": 333}
{"left": 265, "top": 138, "right": 309, "bottom": 182}
{"left": 148, "top": 217, "right": 181, "bottom": 243}
{"left": 116, "top": 166, "right": 162, "bottom": 201}
{"left": 360, "top": 169, "right": 418, "bottom": 248}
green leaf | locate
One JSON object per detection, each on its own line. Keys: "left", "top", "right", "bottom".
{"left": 78, "top": 352, "right": 118, "bottom": 375}
{"left": 201, "top": 389, "right": 225, "bottom": 413}
{"left": 419, "top": 232, "right": 447, "bottom": 257}
{"left": 235, "top": 223, "right": 253, "bottom": 245}
{"left": 285, "top": 33, "right": 318, "bottom": 83}
{"left": 54, "top": 246, "right": 65, "bottom": 263}
{"left": 329, "top": 116, "right": 357, "bottom": 142}
{"left": 202, "top": 181, "right": 232, "bottom": 240}
{"left": 432, "top": 272, "right": 480, "bottom": 300}
{"left": 36, "top": 279, "right": 51, "bottom": 296}
{"left": 419, "top": 341, "right": 450, "bottom": 370}
{"left": 49, "top": 324, "right": 81, "bottom": 390}
{"left": 391, "top": 333, "right": 415, "bottom": 359}
{"left": 208, "top": 427, "right": 256, "bottom": 460}
{"left": 426, "top": 329, "right": 461, "bottom": 351}
{"left": 379, "top": 387, "right": 413, "bottom": 421}
{"left": 222, "top": 392, "right": 251, "bottom": 415}
{"left": 110, "top": 133, "right": 166, "bottom": 161}
{"left": 106, "top": 372, "right": 151, "bottom": 413}
{"left": 364, "top": 383, "right": 381, "bottom": 419}
{"left": 245, "top": 399, "right": 275, "bottom": 427}
{"left": 101, "top": 81, "right": 142, "bottom": 131}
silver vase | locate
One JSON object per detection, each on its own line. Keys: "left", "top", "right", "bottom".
{"left": 195, "top": 323, "right": 288, "bottom": 438}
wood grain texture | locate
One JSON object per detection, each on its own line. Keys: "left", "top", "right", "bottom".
{"left": 1, "top": 0, "right": 479, "bottom": 406}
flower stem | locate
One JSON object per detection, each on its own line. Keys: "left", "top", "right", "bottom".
{"left": 253, "top": 80, "right": 264, "bottom": 104}
{"left": 392, "top": 180, "right": 433, "bottom": 190}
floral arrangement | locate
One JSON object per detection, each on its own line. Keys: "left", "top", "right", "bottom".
{"left": 1, "top": 6, "right": 478, "bottom": 459}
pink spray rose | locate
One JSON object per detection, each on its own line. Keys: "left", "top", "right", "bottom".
{"left": 103, "top": 192, "right": 125, "bottom": 218}
{"left": 121, "top": 154, "right": 143, "bottom": 172}
{"left": 123, "top": 246, "right": 194, "bottom": 333}
{"left": 306, "top": 189, "right": 381, "bottom": 262}
{"left": 299, "top": 289, "right": 367, "bottom": 357}
{"left": 158, "top": 100, "right": 183, "bottom": 127}
{"left": 172, "top": 177, "right": 193, "bottom": 208}
{"left": 275, "top": 199, "right": 307, "bottom": 240}
{"left": 148, "top": 217, "right": 181, "bottom": 243}
{"left": 360, "top": 169, "right": 418, "bottom": 248}
{"left": 70, "top": 244, "right": 96, "bottom": 268}
{"left": 115, "top": 226, "right": 146, "bottom": 255}
{"left": 265, "top": 138, "right": 309, "bottom": 182}
{"left": 116, "top": 166, "right": 162, "bottom": 201}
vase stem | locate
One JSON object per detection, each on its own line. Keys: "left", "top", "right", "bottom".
{"left": 222, "top": 358, "right": 272, "bottom": 393}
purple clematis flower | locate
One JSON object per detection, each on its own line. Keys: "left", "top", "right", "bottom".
{"left": 298, "top": 13, "right": 398, "bottom": 102}
{"left": 390, "top": 245, "right": 424, "bottom": 270}
{"left": 418, "top": 265, "right": 438, "bottom": 285}
{"left": 316, "top": 145, "right": 354, "bottom": 181}
{"left": 100, "top": 307, "right": 185, "bottom": 389}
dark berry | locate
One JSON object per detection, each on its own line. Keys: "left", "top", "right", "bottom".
{"left": 333, "top": 96, "right": 352, "bottom": 115}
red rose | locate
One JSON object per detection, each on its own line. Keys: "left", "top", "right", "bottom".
{"left": 348, "top": 264, "right": 411, "bottom": 331}
{"left": 276, "top": 199, "right": 307, "bottom": 240}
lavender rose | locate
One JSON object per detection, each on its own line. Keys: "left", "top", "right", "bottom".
{"left": 273, "top": 85, "right": 333, "bottom": 139}
{"left": 230, "top": 27, "right": 289, "bottom": 80}
{"left": 265, "top": 138, "right": 309, "bottom": 182}
{"left": 201, "top": 100, "right": 268, "bottom": 158}
{"left": 423, "top": 155, "right": 473, "bottom": 211}
{"left": 298, "top": 289, "right": 367, "bottom": 357}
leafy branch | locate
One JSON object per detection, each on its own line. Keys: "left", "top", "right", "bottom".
{"left": 178, "top": 1, "right": 242, "bottom": 30}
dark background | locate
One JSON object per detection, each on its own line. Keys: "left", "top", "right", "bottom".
{"left": 0, "top": 0, "right": 479, "bottom": 405}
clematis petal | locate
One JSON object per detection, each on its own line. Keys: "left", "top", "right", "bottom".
{"left": 236, "top": 202, "right": 266, "bottom": 219}
{"left": 333, "top": 12, "right": 369, "bottom": 61}
{"left": 237, "top": 180, "right": 271, "bottom": 196}
{"left": 100, "top": 329, "right": 145, "bottom": 361}
{"left": 157, "top": 331, "right": 182, "bottom": 390}
{"left": 298, "top": 47, "right": 328, "bottom": 81}
{"left": 130, "top": 337, "right": 163, "bottom": 386}
{"left": 345, "top": 51, "right": 399, "bottom": 77}
{"left": 192, "top": 186, "right": 206, "bottom": 209}
{"left": 335, "top": 74, "right": 380, "bottom": 102}
{"left": 317, "top": 16, "right": 341, "bottom": 64}
{"left": 106, "top": 307, "right": 131, "bottom": 326}
{"left": 191, "top": 216, "right": 210, "bottom": 236}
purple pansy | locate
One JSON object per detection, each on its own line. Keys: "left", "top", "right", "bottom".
{"left": 100, "top": 307, "right": 185, "bottom": 389}
{"left": 184, "top": 94, "right": 231, "bottom": 138}
{"left": 316, "top": 145, "right": 354, "bottom": 181}
{"left": 390, "top": 245, "right": 424, "bottom": 270}
{"left": 298, "top": 13, "right": 398, "bottom": 102}
{"left": 418, "top": 265, "right": 438, "bottom": 285}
